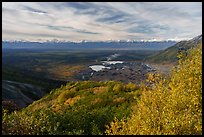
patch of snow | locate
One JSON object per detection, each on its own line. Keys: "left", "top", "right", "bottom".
{"left": 89, "top": 65, "right": 111, "bottom": 72}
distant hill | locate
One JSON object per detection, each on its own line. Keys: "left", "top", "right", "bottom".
{"left": 2, "top": 66, "right": 67, "bottom": 108}
{"left": 145, "top": 35, "right": 202, "bottom": 63}
{"left": 2, "top": 80, "right": 44, "bottom": 108}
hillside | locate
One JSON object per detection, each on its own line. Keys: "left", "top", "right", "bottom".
{"left": 2, "top": 80, "right": 44, "bottom": 108}
{"left": 2, "top": 65, "right": 67, "bottom": 108}
{"left": 145, "top": 35, "right": 202, "bottom": 63}
{"left": 2, "top": 81, "right": 141, "bottom": 135}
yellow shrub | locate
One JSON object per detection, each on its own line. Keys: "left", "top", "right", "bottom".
{"left": 106, "top": 44, "right": 202, "bottom": 135}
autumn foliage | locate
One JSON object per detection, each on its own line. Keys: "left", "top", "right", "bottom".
{"left": 106, "top": 44, "right": 202, "bottom": 135}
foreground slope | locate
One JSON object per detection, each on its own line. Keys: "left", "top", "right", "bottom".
{"left": 106, "top": 44, "right": 202, "bottom": 135}
{"left": 2, "top": 81, "right": 141, "bottom": 135}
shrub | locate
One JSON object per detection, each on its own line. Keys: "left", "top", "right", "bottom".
{"left": 106, "top": 44, "right": 202, "bottom": 135}
{"left": 113, "top": 84, "right": 124, "bottom": 93}
{"left": 58, "top": 91, "right": 71, "bottom": 104}
{"left": 125, "top": 83, "right": 138, "bottom": 92}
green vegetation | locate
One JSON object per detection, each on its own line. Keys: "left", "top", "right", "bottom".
{"left": 2, "top": 81, "right": 141, "bottom": 135}
{"left": 106, "top": 44, "right": 202, "bottom": 135}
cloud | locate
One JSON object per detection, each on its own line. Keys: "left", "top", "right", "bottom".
{"left": 23, "top": 6, "right": 47, "bottom": 14}
{"left": 36, "top": 24, "right": 99, "bottom": 34}
{"left": 96, "top": 14, "right": 127, "bottom": 24}
{"left": 65, "top": 2, "right": 93, "bottom": 10}
{"left": 2, "top": 2, "right": 202, "bottom": 41}
{"left": 75, "top": 29, "right": 100, "bottom": 35}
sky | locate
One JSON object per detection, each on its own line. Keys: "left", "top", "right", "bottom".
{"left": 2, "top": 2, "right": 202, "bottom": 42}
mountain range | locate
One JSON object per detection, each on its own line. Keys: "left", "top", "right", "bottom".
{"left": 2, "top": 40, "right": 176, "bottom": 50}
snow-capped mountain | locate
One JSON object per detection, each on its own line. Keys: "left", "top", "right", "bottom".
{"left": 2, "top": 39, "right": 176, "bottom": 50}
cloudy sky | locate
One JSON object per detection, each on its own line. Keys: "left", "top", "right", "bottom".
{"left": 2, "top": 2, "right": 202, "bottom": 42}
